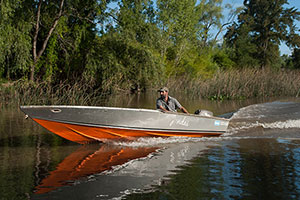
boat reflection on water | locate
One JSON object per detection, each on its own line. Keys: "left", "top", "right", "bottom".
{"left": 35, "top": 144, "right": 158, "bottom": 194}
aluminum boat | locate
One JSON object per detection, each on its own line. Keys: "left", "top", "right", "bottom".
{"left": 20, "top": 105, "right": 229, "bottom": 144}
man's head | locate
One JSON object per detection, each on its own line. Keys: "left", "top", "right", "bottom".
{"left": 158, "top": 87, "right": 169, "bottom": 98}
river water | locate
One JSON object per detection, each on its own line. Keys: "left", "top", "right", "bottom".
{"left": 1, "top": 94, "right": 300, "bottom": 199}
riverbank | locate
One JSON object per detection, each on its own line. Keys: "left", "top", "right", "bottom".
{"left": 167, "top": 68, "right": 300, "bottom": 100}
{"left": 1, "top": 68, "right": 300, "bottom": 107}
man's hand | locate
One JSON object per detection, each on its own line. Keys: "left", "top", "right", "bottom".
{"left": 181, "top": 107, "right": 189, "bottom": 114}
{"left": 159, "top": 106, "right": 169, "bottom": 113}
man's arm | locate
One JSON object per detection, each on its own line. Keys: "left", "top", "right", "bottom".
{"left": 159, "top": 105, "right": 169, "bottom": 112}
{"left": 172, "top": 97, "right": 189, "bottom": 114}
{"left": 180, "top": 106, "right": 189, "bottom": 114}
{"left": 157, "top": 99, "right": 169, "bottom": 112}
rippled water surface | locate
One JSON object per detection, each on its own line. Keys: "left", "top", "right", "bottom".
{"left": 1, "top": 95, "right": 300, "bottom": 199}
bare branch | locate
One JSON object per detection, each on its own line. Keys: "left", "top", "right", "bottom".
{"left": 31, "top": 0, "right": 65, "bottom": 81}
{"left": 37, "top": 0, "right": 65, "bottom": 59}
{"left": 69, "top": 7, "right": 95, "bottom": 24}
{"left": 32, "top": 0, "right": 42, "bottom": 62}
{"left": 214, "top": 22, "right": 231, "bottom": 42}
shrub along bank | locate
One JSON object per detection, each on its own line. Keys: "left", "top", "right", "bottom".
{"left": 1, "top": 68, "right": 299, "bottom": 107}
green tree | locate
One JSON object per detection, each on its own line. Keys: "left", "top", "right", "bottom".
{"left": 291, "top": 48, "right": 300, "bottom": 69}
{"left": 0, "top": 0, "right": 111, "bottom": 82}
{"left": 30, "top": 0, "right": 110, "bottom": 81}
{"left": 156, "top": 0, "right": 233, "bottom": 77}
{"left": 225, "top": 23, "right": 259, "bottom": 67}
{"left": 225, "top": 0, "right": 300, "bottom": 68}
{"left": 156, "top": 0, "right": 199, "bottom": 64}
{"left": 0, "top": 0, "right": 32, "bottom": 80}
{"left": 30, "top": 0, "right": 65, "bottom": 81}
{"left": 196, "top": 0, "right": 224, "bottom": 47}
{"left": 84, "top": 0, "right": 164, "bottom": 92}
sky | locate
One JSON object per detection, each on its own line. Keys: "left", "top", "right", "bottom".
{"left": 223, "top": 0, "right": 300, "bottom": 55}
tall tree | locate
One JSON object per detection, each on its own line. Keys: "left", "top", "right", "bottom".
{"left": 0, "top": 0, "right": 32, "bottom": 80}
{"left": 156, "top": 0, "right": 199, "bottom": 64}
{"left": 196, "top": 0, "right": 223, "bottom": 47}
{"left": 31, "top": 0, "right": 65, "bottom": 81}
{"left": 291, "top": 48, "right": 300, "bottom": 69}
{"left": 225, "top": 0, "right": 300, "bottom": 68}
{"left": 84, "top": 0, "right": 164, "bottom": 92}
{"left": 114, "top": 0, "right": 158, "bottom": 46}
{"left": 29, "top": 0, "right": 110, "bottom": 81}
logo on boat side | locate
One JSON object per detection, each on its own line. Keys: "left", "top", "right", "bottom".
{"left": 169, "top": 117, "right": 189, "bottom": 127}
{"left": 214, "top": 120, "right": 228, "bottom": 126}
{"left": 214, "top": 120, "right": 220, "bottom": 126}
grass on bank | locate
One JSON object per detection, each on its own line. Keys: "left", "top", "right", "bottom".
{"left": 168, "top": 68, "right": 300, "bottom": 100}
{"left": 0, "top": 80, "right": 107, "bottom": 107}
{"left": 1, "top": 68, "right": 300, "bottom": 107}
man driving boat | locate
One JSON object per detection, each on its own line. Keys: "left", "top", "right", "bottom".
{"left": 156, "top": 87, "right": 189, "bottom": 114}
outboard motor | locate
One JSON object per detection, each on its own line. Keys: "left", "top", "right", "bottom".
{"left": 194, "top": 109, "right": 213, "bottom": 117}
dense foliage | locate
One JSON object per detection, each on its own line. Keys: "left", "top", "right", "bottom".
{"left": 0, "top": 0, "right": 299, "bottom": 93}
{"left": 225, "top": 0, "right": 300, "bottom": 68}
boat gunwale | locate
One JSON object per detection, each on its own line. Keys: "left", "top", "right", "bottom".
{"left": 20, "top": 105, "right": 230, "bottom": 121}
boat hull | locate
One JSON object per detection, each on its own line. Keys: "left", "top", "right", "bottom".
{"left": 21, "top": 106, "right": 229, "bottom": 144}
